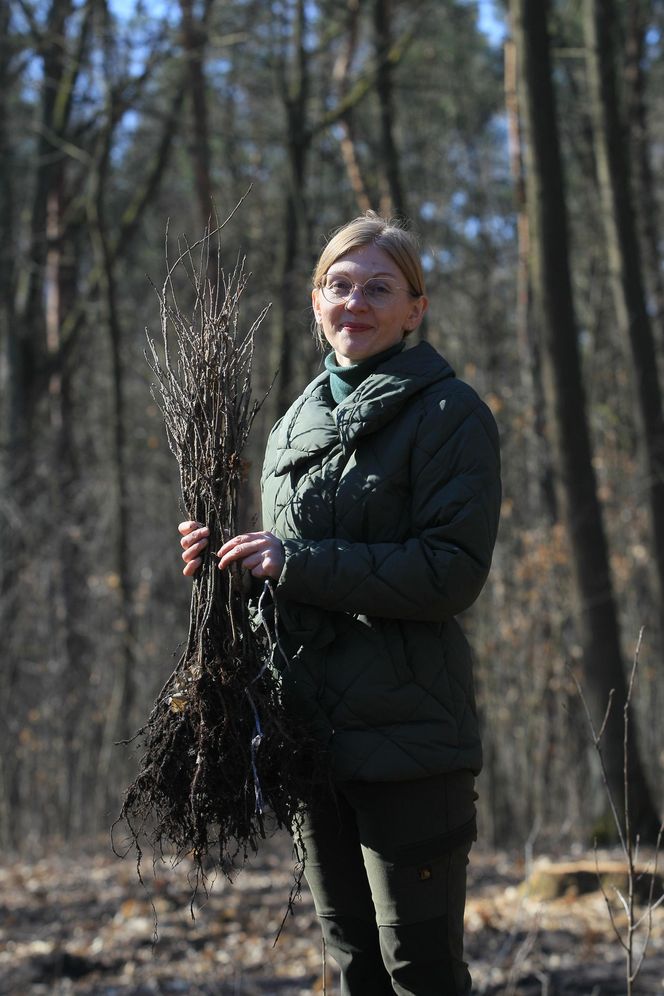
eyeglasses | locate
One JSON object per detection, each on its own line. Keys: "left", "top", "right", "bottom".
{"left": 319, "top": 275, "right": 416, "bottom": 309}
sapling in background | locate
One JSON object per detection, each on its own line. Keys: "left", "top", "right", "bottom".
{"left": 573, "top": 629, "right": 664, "bottom": 996}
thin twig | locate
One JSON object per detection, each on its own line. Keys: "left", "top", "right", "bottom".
{"left": 572, "top": 629, "right": 663, "bottom": 994}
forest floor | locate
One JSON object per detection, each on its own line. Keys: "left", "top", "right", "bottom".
{"left": 0, "top": 830, "right": 662, "bottom": 996}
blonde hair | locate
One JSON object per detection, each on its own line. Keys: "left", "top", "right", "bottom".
{"left": 313, "top": 211, "right": 426, "bottom": 297}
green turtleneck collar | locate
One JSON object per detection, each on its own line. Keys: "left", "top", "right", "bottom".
{"left": 324, "top": 342, "right": 406, "bottom": 405}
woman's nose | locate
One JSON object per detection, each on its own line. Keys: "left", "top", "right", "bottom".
{"left": 346, "top": 284, "right": 368, "bottom": 309}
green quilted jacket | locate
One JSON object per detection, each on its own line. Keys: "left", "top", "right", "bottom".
{"left": 260, "top": 341, "right": 501, "bottom": 782}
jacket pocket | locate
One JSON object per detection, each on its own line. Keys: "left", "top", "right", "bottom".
{"left": 379, "top": 619, "right": 413, "bottom": 685}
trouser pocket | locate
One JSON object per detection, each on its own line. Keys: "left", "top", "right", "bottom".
{"left": 364, "top": 829, "right": 474, "bottom": 926}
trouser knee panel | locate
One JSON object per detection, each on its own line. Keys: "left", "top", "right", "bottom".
{"left": 318, "top": 914, "right": 393, "bottom": 996}
{"left": 379, "top": 915, "right": 472, "bottom": 996}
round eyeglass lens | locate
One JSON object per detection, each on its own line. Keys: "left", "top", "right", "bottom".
{"left": 321, "top": 277, "right": 399, "bottom": 308}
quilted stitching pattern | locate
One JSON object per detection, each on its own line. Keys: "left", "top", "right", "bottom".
{"left": 260, "top": 342, "right": 501, "bottom": 781}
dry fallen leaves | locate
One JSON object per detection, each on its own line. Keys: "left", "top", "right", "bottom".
{"left": 0, "top": 839, "right": 663, "bottom": 994}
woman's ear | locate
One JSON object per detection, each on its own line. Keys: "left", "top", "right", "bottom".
{"left": 311, "top": 287, "right": 323, "bottom": 326}
{"left": 406, "top": 295, "right": 429, "bottom": 333}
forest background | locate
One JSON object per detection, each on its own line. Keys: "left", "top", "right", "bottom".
{"left": 1, "top": 0, "right": 663, "bottom": 865}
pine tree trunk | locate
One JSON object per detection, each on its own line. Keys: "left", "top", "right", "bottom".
{"left": 624, "top": 0, "right": 664, "bottom": 347}
{"left": 583, "top": 0, "right": 664, "bottom": 643}
{"left": 333, "top": 1, "right": 373, "bottom": 213}
{"left": 271, "top": 0, "right": 312, "bottom": 419}
{"left": 511, "top": 0, "right": 661, "bottom": 841}
{"left": 0, "top": 0, "right": 20, "bottom": 848}
{"left": 180, "top": 0, "right": 215, "bottom": 229}
{"left": 505, "top": 36, "right": 556, "bottom": 522}
{"left": 373, "top": 0, "right": 406, "bottom": 217}
{"left": 88, "top": 144, "right": 137, "bottom": 794}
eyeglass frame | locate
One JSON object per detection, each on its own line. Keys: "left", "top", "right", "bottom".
{"left": 318, "top": 273, "right": 421, "bottom": 308}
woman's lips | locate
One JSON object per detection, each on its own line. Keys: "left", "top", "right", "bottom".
{"left": 340, "top": 323, "right": 373, "bottom": 332}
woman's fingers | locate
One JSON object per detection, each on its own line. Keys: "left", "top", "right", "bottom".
{"left": 178, "top": 522, "right": 209, "bottom": 577}
{"left": 178, "top": 528, "right": 284, "bottom": 579}
{"left": 216, "top": 532, "right": 285, "bottom": 580}
{"left": 180, "top": 526, "right": 209, "bottom": 552}
{"left": 182, "top": 557, "right": 202, "bottom": 577}
{"left": 217, "top": 535, "right": 265, "bottom": 570}
{"left": 241, "top": 552, "right": 270, "bottom": 577}
{"left": 182, "top": 536, "right": 208, "bottom": 562}
{"left": 178, "top": 520, "right": 205, "bottom": 535}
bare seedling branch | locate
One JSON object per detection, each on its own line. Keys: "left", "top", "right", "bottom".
{"left": 114, "top": 210, "right": 325, "bottom": 924}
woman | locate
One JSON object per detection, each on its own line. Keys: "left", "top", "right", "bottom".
{"left": 179, "top": 212, "right": 501, "bottom": 995}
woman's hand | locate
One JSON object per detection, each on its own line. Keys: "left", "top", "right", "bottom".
{"left": 217, "top": 531, "right": 285, "bottom": 581}
{"left": 178, "top": 522, "right": 284, "bottom": 581}
{"left": 178, "top": 520, "right": 210, "bottom": 576}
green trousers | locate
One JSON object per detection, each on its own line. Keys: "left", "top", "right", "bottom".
{"left": 301, "top": 770, "right": 477, "bottom": 996}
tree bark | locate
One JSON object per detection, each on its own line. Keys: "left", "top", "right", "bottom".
{"left": 583, "top": 0, "right": 664, "bottom": 640}
{"left": 16, "top": 0, "right": 76, "bottom": 450}
{"left": 270, "top": 0, "right": 312, "bottom": 419}
{"left": 179, "top": 0, "right": 215, "bottom": 230}
{"left": 0, "top": 0, "right": 20, "bottom": 848}
{"left": 504, "top": 36, "right": 556, "bottom": 522}
{"left": 80, "top": 19, "right": 188, "bottom": 810}
{"left": 1, "top": 5, "right": 18, "bottom": 461}
{"left": 87, "top": 114, "right": 137, "bottom": 795}
{"left": 624, "top": 0, "right": 664, "bottom": 344}
{"left": 333, "top": 0, "right": 373, "bottom": 213}
{"left": 372, "top": 0, "right": 406, "bottom": 217}
{"left": 511, "top": 0, "right": 661, "bottom": 840}
{"left": 28, "top": 0, "right": 93, "bottom": 836}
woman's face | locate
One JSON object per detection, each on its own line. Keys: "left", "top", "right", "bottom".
{"left": 312, "top": 245, "right": 428, "bottom": 367}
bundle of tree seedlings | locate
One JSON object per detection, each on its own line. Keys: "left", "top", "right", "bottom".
{"left": 117, "top": 216, "right": 321, "bottom": 901}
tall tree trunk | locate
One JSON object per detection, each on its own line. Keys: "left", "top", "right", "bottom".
{"left": 22, "top": 0, "right": 73, "bottom": 327}
{"left": 1, "top": 9, "right": 19, "bottom": 461}
{"left": 373, "top": 0, "right": 406, "bottom": 217}
{"left": 511, "top": 0, "right": 660, "bottom": 840}
{"left": 20, "top": 0, "right": 94, "bottom": 837}
{"left": 504, "top": 36, "right": 556, "bottom": 522}
{"left": 271, "top": 0, "right": 312, "bottom": 419}
{"left": 333, "top": 0, "right": 373, "bottom": 213}
{"left": 45, "top": 173, "right": 88, "bottom": 836}
{"left": 0, "top": 0, "right": 21, "bottom": 848}
{"left": 16, "top": 0, "right": 76, "bottom": 451}
{"left": 583, "top": 0, "right": 664, "bottom": 640}
{"left": 625, "top": 0, "right": 664, "bottom": 343}
{"left": 87, "top": 119, "right": 137, "bottom": 803}
{"left": 0, "top": 1, "right": 17, "bottom": 498}
{"left": 179, "top": 0, "right": 215, "bottom": 229}
{"left": 77, "top": 22, "right": 189, "bottom": 809}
